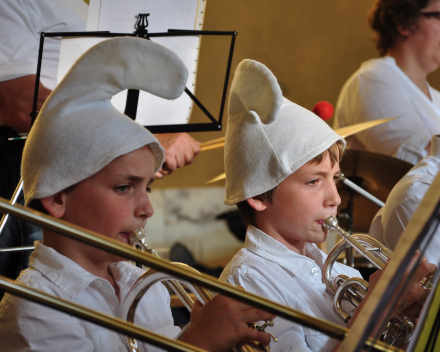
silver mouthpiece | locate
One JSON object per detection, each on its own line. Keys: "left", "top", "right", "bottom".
{"left": 323, "top": 215, "right": 339, "bottom": 230}
{"left": 129, "top": 228, "right": 157, "bottom": 257}
{"left": 129, "top": 228, "right": 145, "bottom": 245}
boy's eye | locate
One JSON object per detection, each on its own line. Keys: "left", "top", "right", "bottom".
{"left": 146, "top": 186, "right": 152, "bottom": 194}
{"left": 334, "top": 174, "right": 342, "bottom": 184}
{"left": 307, "top": 179, "right": 318, "bottom": 185}
{"left": 115, "top": 185, "right": 130, "bottom": 193}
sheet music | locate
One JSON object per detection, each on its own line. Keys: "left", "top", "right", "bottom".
{"left": 58, "top": 0, "right": 206, "bottom": 126}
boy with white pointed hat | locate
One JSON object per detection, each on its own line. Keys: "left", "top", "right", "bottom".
{"left": 0, "top": 38, "right": 274, "bottom": 351}
{"left": 219, "top": 59, "right": 435, "bottom": 352}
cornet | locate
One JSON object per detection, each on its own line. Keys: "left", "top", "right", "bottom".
{"left": 323, "top": 215, "right": 432, "bottom": 346}
{"left": 127, "top": 228, "right": 277, "bottom": 352}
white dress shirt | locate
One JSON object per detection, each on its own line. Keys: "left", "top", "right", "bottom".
{"left": 334, "top": 57, "right": 440, "bottom": 165}
{"left": 0, "top": 242, "right": 180, "bottom": 352}
{"left": 220, "top": 226, "right": 361, "bottom": 352}
{"left": 0, "top": 0, "right": 87, "bottom": 89}
{"left": 369, "top": 135, "right": 440, "bottom": 264}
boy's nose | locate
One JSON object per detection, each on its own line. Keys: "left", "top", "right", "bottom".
{"left": 326, "top": 182, "right": 341, "bottom": 207}
{"left": 136, "top": 193, "right": 154, "bottom": 220}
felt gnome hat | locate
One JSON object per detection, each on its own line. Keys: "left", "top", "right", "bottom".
{"left": 22, "top": 37, "right": 188, "bottom": 206}
{"left": 224, "top": 59, "right": 345, "bottom": 205}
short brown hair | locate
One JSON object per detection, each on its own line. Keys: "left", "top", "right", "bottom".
{"left": 368, "top": 0, "right": 432, "bottom": 56}
{"left": 236, "top": 140, "right": 345, "bottom": 227}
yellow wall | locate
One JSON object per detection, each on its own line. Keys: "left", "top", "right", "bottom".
{"left": 154, "top": 0, "right": 440, "bottom": 189}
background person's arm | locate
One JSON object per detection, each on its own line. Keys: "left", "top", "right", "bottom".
{"left": 0, "top": 75, "right": 51, "bottom": 132}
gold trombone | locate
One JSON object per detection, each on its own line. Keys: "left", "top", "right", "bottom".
{"left": 0, "top": 198, "right": 402, "bottom": 352}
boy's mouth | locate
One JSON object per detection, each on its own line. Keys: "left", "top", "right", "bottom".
{"left": 119, "top": 231, "right": 133, "bottom": 242}
{"left": 316, "top": 220, "right": 324, "bottom": 225}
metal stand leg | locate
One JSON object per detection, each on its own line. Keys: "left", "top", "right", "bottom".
{"left": 337, "top": 174, "right": 384, "bottom": 268}
{"left": 341, "top": 174, "right": 385, "bottom": 207}
{"left": 0, "top": 178, "right": 23, "bottom": 235}
{"left": 0, "top": 179, "right": 35, "bottom": 252}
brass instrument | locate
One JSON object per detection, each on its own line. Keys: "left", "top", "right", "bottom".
{"left": 128, "top": 228, "right": 277, "bottom": 352}
{"left": 0, "top": 198, "right": 402, "bottom": 352}
{"left": 323, "top": 215, "right": 432, "bottom": 346}
{"left": 129, "top": 228, "right": 197, "bottom": 311}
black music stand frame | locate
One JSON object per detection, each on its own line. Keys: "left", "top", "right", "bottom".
{"left": 31, "top": 29, "right": 237, "bottom": 133}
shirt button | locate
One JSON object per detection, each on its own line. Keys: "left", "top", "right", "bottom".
{"left": 310, "top": 267, "right": 319, "bottom": 276}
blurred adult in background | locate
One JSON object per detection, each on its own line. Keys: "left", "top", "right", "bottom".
{"left": 334, "top": 0, "right": 440, "bottom": 165}
{"left": 369, "top": 134, "right": 440, "bottom": 263}
{"left": 0, "top": 0, "right": 88, "bottom": 297}
{"left": 0, "top": 0, "right": 199, "bottom": 297}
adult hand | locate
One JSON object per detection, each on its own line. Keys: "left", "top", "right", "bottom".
{"left": 0, "top": 75, "right": 51, "bottom": 133}
{"left": 154, "top": 133, "right": 200, "bottom": 179}
{"left": 180, "top": 294, "right": 276, "bottom": 352}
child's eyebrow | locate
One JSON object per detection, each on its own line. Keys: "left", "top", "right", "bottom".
{"left": 127, "top": 176, "right": 144, "bottom": 182}
{"left": 115, "top": 175, "right": 155, "bottom": 184}
{"left": 307, "top": 169, "right": 341, "bottom": 177}
{"left": 115, "top": 175, "right": 146, "bottom": 183}
{"left": 306, "top": 169, "right": 341, "bottom": 177}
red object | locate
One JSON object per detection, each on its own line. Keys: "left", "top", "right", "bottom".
{"left": 312, "top": 101, "right": 334, "bottom": 121}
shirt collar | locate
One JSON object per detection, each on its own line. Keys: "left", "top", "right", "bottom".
{"left": 244, "top": 225, "right": 326, "bottom": 276}
{"left": 381, "top": 56, "right": 436, "bottom": 104}
{"left": 430, "top": 135, "right": 440, "bottom": 158}
{"left": 29, "top": 241, "right": 138, "bottom": 299}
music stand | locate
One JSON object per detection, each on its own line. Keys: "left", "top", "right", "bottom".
{"left": 31, "top": 29, "right": 237, "bottom": 133}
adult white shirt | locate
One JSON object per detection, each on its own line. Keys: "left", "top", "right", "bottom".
{"left": 369, "top": 135, "right": 440, "bottom": 264}
{"left": 220, "top": 226, "right": 361, "bottom": 352}
{"left": 0, "top": 0, "right": 87, "bottom": 89}
{"left": 334, "top": 57, "right": 440, "bottom": 165}
{"left": 0, "top": 241, "right": 180, "bottom": 352}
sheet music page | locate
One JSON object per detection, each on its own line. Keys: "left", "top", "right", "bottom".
{"left": 58, "top": 0, "right": 205, "bottom": 126}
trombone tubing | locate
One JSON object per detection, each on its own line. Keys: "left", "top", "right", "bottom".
{"left": 0, "top": 199, "right": 399, "bottom": 352}
{"left": 0, "top": 276, "right": 205, "bottom": 352}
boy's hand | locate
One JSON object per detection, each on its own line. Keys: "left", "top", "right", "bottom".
{"left": 367, "top": 252, "right": 436, "bottom": 320}
{"left": 398, "top": 254, "right": 436, "bottom": 320}
{"left": 180, "top": 294, "right": 276, "bottom": 352}
{"left": 154, "top": 133, "right": 200, "bottom": 178}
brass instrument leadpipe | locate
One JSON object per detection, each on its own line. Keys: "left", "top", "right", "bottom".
{"left": 324, "top": 215, "right": 433, "bottom": 290}
{"left": 325, "top": 215, "right": 389, "bottom": 270}
{"left": 0, "top": 198, "right": 401, "bottom": 352}
{"left": 129, "top": 228, "right": 202, "bottom": 311}
{"left": 0, "top": 276, "right": 205, "bottom": 352}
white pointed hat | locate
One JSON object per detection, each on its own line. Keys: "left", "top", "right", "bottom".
{"left": 22, "top": 37, "right": 188, "bottom": 206}
{"left": 224, "top": 59, "right": 345, "bottom": 205}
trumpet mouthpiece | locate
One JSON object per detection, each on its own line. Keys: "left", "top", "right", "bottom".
{"left": 323, "top": 215, "right": 338, "bottom": 230}
{"left": 129, "top": 228, "right": 145, "bottom": 245}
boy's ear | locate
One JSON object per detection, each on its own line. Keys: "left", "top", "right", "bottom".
{"left": 246, "top": 196, "right": 268, "bottom": 212}
{"left": 397, "top": 24, "right": 411, "bottom": 37}
{"left": 39, "top": 191, "right": 67, "bottom": 219}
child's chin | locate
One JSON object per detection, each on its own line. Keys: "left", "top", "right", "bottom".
{"left": 315, "top": 232, "right": 328, "bottom": 243}
{"left": 108, "top": 254, "right": 126, "bottom": 263}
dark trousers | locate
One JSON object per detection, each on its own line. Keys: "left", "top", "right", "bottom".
{"left": 0, "top": 126, "right": 42, "bottom": 300}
